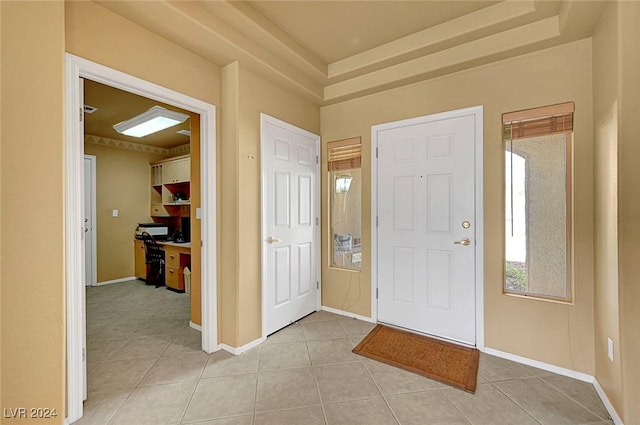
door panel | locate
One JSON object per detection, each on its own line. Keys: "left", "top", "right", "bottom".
{"left": 377, "top": 114, "right": 476, "bottom": 345}
{"left": 263, "top": 116, "right": 319, "bottom": 336}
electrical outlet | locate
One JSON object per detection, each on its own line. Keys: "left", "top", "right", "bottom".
{"left": 607, "top": 338, "right": 614, "bottom": 362}
{"left": 112, "top": 209, "right": 119, "bottom": 217}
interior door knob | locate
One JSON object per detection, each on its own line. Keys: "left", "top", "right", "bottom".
{"left": 454, "top": 238, "right": 471, "bottom": 246}
{"left": 267, "top": 236, "right": 281, "bottom": 244}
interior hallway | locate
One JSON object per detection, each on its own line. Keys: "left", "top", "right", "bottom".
{"left": 80, "top": 280, "right": 612, "bottom": 425}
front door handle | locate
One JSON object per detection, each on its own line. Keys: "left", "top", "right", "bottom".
{"left": 267, "top": 236, "right": 281, "bottom": 244}
{"left": 454, "top": 238, "right": 471, "bottom": 246}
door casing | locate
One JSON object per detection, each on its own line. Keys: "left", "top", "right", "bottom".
{"left": 84, "top": 154, "right": 97, "bottom": 287}
{"left": 370, "top": 105, "right": 485, "bottom": 349}
{"left": 65, "top": 53, "right": 218, "bottom": 424}
{"left": 260, "top": 113, "right": 321, "bottom": 339}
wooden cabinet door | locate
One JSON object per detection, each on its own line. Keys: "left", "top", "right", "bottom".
{"left": 162, "top": 161, "right": 177, "bottom": 184}
{"left": 174, "top": 158, "right": 190, "bottom": 183}
{"left": 164, "top": 246, "right": 182, "bottom": 290}
{"left": 161, "top": 158, "right": 190, "bottom": 184}
{"left": 134, "top": 240, "right": 146, "bottom": 279}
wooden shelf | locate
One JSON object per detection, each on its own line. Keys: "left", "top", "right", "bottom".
{"left": 150, "top": 156, "right": 191, "bottom": 217}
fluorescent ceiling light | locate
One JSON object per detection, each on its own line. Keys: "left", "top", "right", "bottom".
{"left": 113, "top": 106, "right": 189, "bottom": 138}
{"left": 176, "top": 129, "right": 191, "bottom": 137}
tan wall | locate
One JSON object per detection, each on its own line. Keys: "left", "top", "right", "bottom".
{"left": 65, "top": 2, "right": 221, "bottom": 106}
{"left": 1, "top": 1, "right": 66, "bottom": 420}
{"left": 84, "top": 143, "right": 165, "bottom": 282}
{"left": 190, "top": 114, "right": 202, "bottom": 325}
{"left": 321, "top": 39, "right": 596, "bottom": 373}
{"left": 592, "top": 1, "right": 622, "bottom": 413}
{"left": 220, "top": 62, "right": 241, "bottom": 346}
{"left": 616, "top": 3, "right": 640, "bottom": 422}
{"left": 0, "top": 0, "right": 3, "bottom": 403}
{"left": 219, "top": 63, "right": 320, "bottom": 346}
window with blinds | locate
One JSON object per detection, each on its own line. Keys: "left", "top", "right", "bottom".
{"left": 503, "top": 102, "right": 573, "bottom": 302}
{"left": 328, "top": 138, "right": 362, "bottom": 171}
{"left": 328, "top": 137, "right": 362, "bottom": 271}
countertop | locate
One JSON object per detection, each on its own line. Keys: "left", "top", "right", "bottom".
{"left": 159, "top": 241, "right": 191, "bottom": 249}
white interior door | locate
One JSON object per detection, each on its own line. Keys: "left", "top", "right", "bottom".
{"left": 376, "top": 111, "right": 478, "bottom": 345}
{"left": 84, "top": 155, "right": 96, "bottom": 287}
{"left": 262, "top": 114, "right": 320, "bottom": 336}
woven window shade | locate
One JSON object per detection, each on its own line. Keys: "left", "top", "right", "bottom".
{"left": 328, "top": 137, "right": 361, "bottom": 171}
{"left": 503, "top": 102, "right": 574, "bottom": 140}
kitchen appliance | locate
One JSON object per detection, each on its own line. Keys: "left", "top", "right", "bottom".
{"left": 135, "top": 223, "right": 170, "bottom": 240}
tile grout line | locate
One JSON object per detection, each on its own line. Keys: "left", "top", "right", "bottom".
{"left": 176, "top": 350, "right": 210, "bottom": 424}
{"left": 306, "top": 339, "right": 330, "bottom": 425}
{"left": 539, "top": 376, "right": 613, "bottom": 422}
{"left": 99, "top": 354, "right": 164, "bottom": 423}
{"left": 251, "top": 344, "right": 263, "bottom": 425}
{"left": 489, "top": 380, "right": 545, "bottom": 425}
{"left": 438, "top": 387, "right": 478, "bottom": 425}
{"left": 360, "top": 358, "right": 401, "bottom": 425}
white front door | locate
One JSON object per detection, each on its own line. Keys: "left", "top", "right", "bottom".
{"left": 84, "top": 155, "right": 96, "bottom": 287}
{"left": 375, "top": 108, "right": 480, "bottom": 345}
{"left": 262, "top": 114, "right": 320, "bottom": 336}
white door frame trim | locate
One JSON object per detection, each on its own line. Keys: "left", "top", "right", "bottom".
{"left": 84, "top": 154, "right": 97, "bottom": 287}
{"left": 65, "top": 53, "right": 218, "bottom": 424}
{"left": 259, "top": 113, "right": 321, "bottom": 339}
{"left": 370, "top": 105, "right": 484, "bottom": 349}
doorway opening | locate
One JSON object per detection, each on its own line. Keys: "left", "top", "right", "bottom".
{"left": 65, "top": 54, "right": 217, "bottom": 424}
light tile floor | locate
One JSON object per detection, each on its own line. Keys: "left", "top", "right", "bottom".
{"left": 79, "top": 280, "right": 613, "bottom": 425}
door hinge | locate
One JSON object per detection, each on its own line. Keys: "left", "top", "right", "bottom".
{"left": 376, "top": 288, "right": 379, "bottom": 299}
{"left": 200, "top": 240, "right": 203, "bottom": 247}
{"left": 376, "top": 216, "right": 379, "bottom": 227}
{"left": 316, "top": 155, "right": 319, "bottom": 164}
{"left": 316, "top": 281, "right": 319, "bottom": 290}
{"left": 316, "top": 217, "right": 319, "bottom": 226}
{"left": 79, "top": 107, "right": 83, "bottom": 122}
{"left": 82, "top": 348, "right": 86, "bottom": 362}
{"left": 376, "top": 147, "right": 379, "bottom": 158}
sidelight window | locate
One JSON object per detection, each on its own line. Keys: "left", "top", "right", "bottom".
{"left": 328, "top": 137, "right": 362, "bottom": 271}
{"left": 503, "top": 102, "right": 574, "bottom": 301}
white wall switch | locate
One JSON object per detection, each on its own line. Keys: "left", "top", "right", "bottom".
{"left": 607, "top": 337, "right": 614, "bottom": 362}
{"left": 112, "top": 209, "right": 119, "bottom": 217}
{"left": 196, "top": 207, "right": 202, "bottom": 220}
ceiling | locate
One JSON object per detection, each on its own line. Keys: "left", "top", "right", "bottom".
{"left": 88, "top": 0, "right": 607, "bottom": 146}
{"left": 84, "top": 79, "right": 191, "bottom": 149}
{"left": 248, "top": 1, "right": 502, "bottom": 63}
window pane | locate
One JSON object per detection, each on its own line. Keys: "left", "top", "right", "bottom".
{"left": 504, "top": 133, "right": 570, "bottom": 300}
{"left": 331, "top": 168, "right": 361, "bottom": 270}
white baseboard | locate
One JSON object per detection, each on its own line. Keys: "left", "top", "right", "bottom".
{"left": 593, "top": 378, "right": 624, "bottom": 425}
{"left": 94, "top": 276, "right": 137, "bottom": 286}
{"left": 321, "top": 305, "right": 376, "bottom": 323}
{"left": 219, "top": 337, "right": 265, "bottom": 355}
{"left": 189, "top": 321, "right": 202, "bottom": 332}
{"left": 484, "top": 347, "right": 623, "bottom": 424}
{"left": 483, "top": 347, "right": 594, "bottom": 383}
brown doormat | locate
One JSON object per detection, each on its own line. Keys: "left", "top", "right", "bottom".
{"left": 353, "top": 324, "right": 480, "bottom": 393}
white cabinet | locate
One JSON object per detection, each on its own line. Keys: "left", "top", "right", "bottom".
{"left": 150, "top": 155, "right": 191, "bottom": 217}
